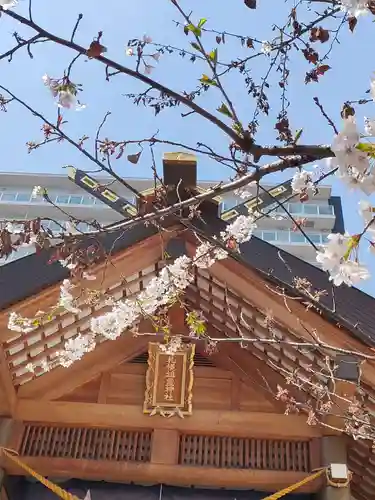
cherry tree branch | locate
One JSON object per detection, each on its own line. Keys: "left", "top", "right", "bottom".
{"left": 1, "top": 7, "right": 335, "bottom": 161}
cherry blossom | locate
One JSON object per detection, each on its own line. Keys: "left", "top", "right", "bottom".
{"left": 0, "top": 0, "right": 17, "bottom": 10}
{"left": 31, "top": 185, "right": 44, "bottom": 198}
{"left": 329, "top": 261, "right": 370, "bottom": 287}
{"left": 8, "top": 312, "right": 35, "bottom": 333}
{"left": 358, "top": 200, "right": 375, "bottom": 224}
{"left": 221, "top": 214, "right": 257, "bottom": 244}
{"left": 371, "top": 76, "right": 375, "bottom": 101}
{"left": 126, "top": 47, "right": 134, "bottom": 56}
{"left": 58, "top": 279, "right": 81, "bottom": 314}
{"left": 339, "top": 0, "right": 369, "bottom": 17}
{"left": 332, "top": 117, "right": 374, "bottom": 194}
{"left": 291, "top": 170, "right": 314, "bottom": 194}
{"left": 58, "top": 334, "right": 96, "bottom": 367}
{"left": 316, "top": 233, "right": 369, "bottom": 286}
{"left": 42, "top": 75, "right": 85, "bottom": 111}
{"left": 261, "top": 41, "right": 272, "bottom": 55}
{"left": 195, "top": 242, "right": 228, "bottom": 269}
{"left": 364, "top": 117, "right": 375, "bottom": 136}
{"left": 143, "top": 35, "right": 152, "bottom": 44}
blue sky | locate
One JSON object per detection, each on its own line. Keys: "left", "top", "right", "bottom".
{"left": 1, "top": 0, "right": 375, "bottom": 296}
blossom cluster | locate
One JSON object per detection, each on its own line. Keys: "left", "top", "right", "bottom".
{"left": 339, "top": 0, "right": 370, "bottom": 17}
{"left": 42, "top": 75, "right": 86, "bottom": 111}
{"left": 291, "top": 170, "right": 314, "bottom": 195}
{"left": 0, "top": 0, "right": 16, "bottom": 9}
{"left": 331, "top": 116, "right": 375, "bottom": 194}
{"left": 9, "top": 214, "right": 257, "bottom": 370}
{"left": 316, "top": 233, "right": 369, "bottom": 286}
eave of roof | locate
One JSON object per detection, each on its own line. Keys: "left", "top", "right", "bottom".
{"left": 1, "top": 214, "right": 374, "bottom": 348}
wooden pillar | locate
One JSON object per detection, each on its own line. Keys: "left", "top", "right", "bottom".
{"left": 316, "top": 355, "right": 359, "bottom": 500}
{"left": 151, "top": 429, "right": 179, "bottom": 466}
{"left": 0, "top": 419, "right": 14, "bottom": 497}
{"left": 317, "top": 436, "right": 351, "bottom": 500}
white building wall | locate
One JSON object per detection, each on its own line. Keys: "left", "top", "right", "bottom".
{"left": 0, "top": 173, "right": 337, "bottom": 267}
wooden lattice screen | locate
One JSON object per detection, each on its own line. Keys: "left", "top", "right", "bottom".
{"left": 20, "top": 424, "right": 152, "bottom": 462}
{"left": 179, "top": 434, "right": 311, "bottom": 472}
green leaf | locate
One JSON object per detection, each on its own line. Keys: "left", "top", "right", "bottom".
{"left": 186, "top": 23, "right": 201, "bottom": 37}
{"left": 356, "top": 142, "right": 375, "bottom": 153}
{"left": 294, "top": 128, "right": 303, "bottom": 144}
{"left": 208, "top": 48, "right": 218, "bottom": 65}
{"left": 217, "top": 102, "right": 233, "bottom": 119}
{"left": 198, "top": 18, "right": 207, "bottom": 28}
{"left": 356, "top": 142, "right": 375, "bottom": 159}
{"left": 190, "top": 42, "right": 201, "bottom": 52}
{"left": 200, "top": 74, "right": 218, "bottom": 87}
{"left": 232, "top": 121, "right": 244, "bottom": 135}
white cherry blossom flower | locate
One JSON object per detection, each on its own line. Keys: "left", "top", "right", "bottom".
{"left": 59, "top": 334, "right": 96, "bottom": 367}
{"left": 332, "top": 117, "right": 373, "bottom": 193}
{"left": 261, "top": 41, "right": 272, "bottom": 55}
{"left": 222, "top": 215, "right": 257, "bottom": 244}
{"left": 42, "top": 74, "right": 59, "bottom": 97}
{"left": 31, "top": 185, "right": 44, "bottom": 198}
{"left": 58, "top": 280, "right": 81, "bottom": 314}
{"left": 143, "top": 35, "right": 152, "bottom": 43}
{"left": 364, "top": 117, "right": 375, "bottom": 136}
{"left": 57, "top": 90, "right": 85, "bottom": 111}
{"left": 195, "top": 242, "right": 228, "bottom": 269}
{"left": 358, "top": 200, "right": 375, "bottom": 223}
{"left": 25, "top": 363, "right": 35, "bottom": 373}
{"left": 126, "top": 47, "right": 134, "bottom": 56}
{"left": 234, "top": 181, "right": 256, "bottom": 200}
{"left": 144, "top": 64, "right": 154, "bottom": 75}
{"left": 329, "top": 261, "right": 370, "bottom": 287}
{"left": 8, "top": 311, "right": 36, "bottom": 333}
{"left": 0, "top": 0, "right": 17, "bottom": 9}
{"left": 339, "top": 0, "right": 369, "bottom": 17}
{"left": 316, "top": 233, "right": 369, "bottom": 286}
{"left": 291, "top": 170, "right": 313, "bottom": 194}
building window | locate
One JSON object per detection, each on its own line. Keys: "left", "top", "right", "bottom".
{"left": 69, "top": 195, "right": 83, "bottom": 205}
{"left": 318, "top": 205, "right": 334, "bottom": 215}
{"left": 303, "top": 204, "right": 318, "bottom": 215}
{"left": 55, "top": 195, "right": 70, "bottom": 204}
{"left": 1, "top": 192, "right": 17, "bottom": 201}
{"left": 81, "top": 196, "right": 96, "bottom": 205}
{"left": 290, "top": 232, "right": 305, "bottom": 243}
{"left": 276, "top": 231, "right": 289, "bottom": 242}
{"left": 289, "top": 203, "right": 301, "bottom": 214}
{"left": 308, "top": 233, "right": 321, "bottom": 244}
{"left": 16, "top": 193, "right": 31, "bottom": 202}
{"left": 262, "top": 231, "right": 276, "bottom": 242}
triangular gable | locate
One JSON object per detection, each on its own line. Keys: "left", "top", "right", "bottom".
{"left": 0, "top": 228, "right": 182, "bottom": 394}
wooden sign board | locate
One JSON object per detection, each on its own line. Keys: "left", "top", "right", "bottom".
{"left": 143, "top": 342, "right": 195, "bottom": 418}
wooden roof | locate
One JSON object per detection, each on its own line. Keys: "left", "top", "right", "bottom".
{"left": 1, "top": 218, "right": 375, "bottom": 499}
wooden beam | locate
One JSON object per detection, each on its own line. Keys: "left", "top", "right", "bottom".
{"left": 14, "top": 400, "right": 321, "bottom": 439}
{"left": 4, "top": 456, "right": 321, "bottom": 493}
{"left": 97, "top": 372, "right": 111, "bottom": 404}
{"left": 0, "top": 348, "right": 16, "bottom": 415}
{"left": 17, "top": 327, "right": 152, "bottom": 400}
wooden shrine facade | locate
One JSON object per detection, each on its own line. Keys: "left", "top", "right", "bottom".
{"left": 1, "top": 155, "right": 375, "bottom": 499}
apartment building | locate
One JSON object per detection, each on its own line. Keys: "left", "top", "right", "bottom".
{"left": 0, "top": 171, "right": 343, "bottom": 266}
